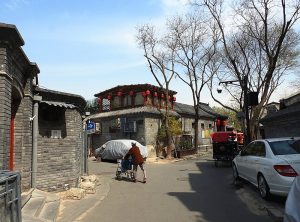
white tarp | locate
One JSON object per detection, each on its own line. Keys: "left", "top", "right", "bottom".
{"left": 95, "top": 139, "right": 148, "bottom": 160}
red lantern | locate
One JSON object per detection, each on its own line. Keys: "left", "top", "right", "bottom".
{"left": 216, "top": 119, "right": 221, "bottom": 126}
{"left": 172, "top": 96, "right": 176, "bottom": 101}
{"left": 153, "top": 92, "right": 158, "bottom": 97}
{"left": 221, "top": 120, "right": 227, "bottom": 126}
{"left": 161, "top": 93, "right": 165, "bottom": 98}
{"left": 117, "top": 91, "right": 123, "bottom": 97}
{"left": 129, "top": 91, "right": 134, "bottom": 96}
{"left": 145, "top": 90, "right": 150, "bottom": 95}
{"left": 107, "top": 94, "right": 112, "bottom": 100}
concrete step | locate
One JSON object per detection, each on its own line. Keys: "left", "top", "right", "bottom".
{"left": 21, "top": 188, "right": 34, "bottom": 208}
{"left": 22, "top": 189, "right": 61, "bottom": 222}
{"left": 39, "top": 201, "right": 60, "bottom": 222}
{"left": 22, "top": 196, "right": 46, "bottom": 217}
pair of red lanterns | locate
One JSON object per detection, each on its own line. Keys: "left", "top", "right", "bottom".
{"left": 99, "top": 90, "right": 176, "bottom": 101}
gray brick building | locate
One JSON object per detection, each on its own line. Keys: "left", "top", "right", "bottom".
{"left": 34, "top": 87, "right": 86, "bottom": 191}
{"left": 0, "top": 23, "right": 86, "bottom": 192}
{"left": 0, "top": 23, "right": 39, "bottom": 190}
{"left": 260, "top": 92, "right": 300, "bottom": 138}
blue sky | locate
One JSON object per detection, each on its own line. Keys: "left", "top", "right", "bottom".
{"left": 0, "top": 0, "right": 203, "bottom": 104}
{"left": 0, "top": 0, "right": 296, "bottom": 105}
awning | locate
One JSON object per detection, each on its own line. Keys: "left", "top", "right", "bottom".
{"left": 40, "top": 100, "right": 77, "bottom": 109}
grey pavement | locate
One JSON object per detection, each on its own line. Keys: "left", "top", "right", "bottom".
{"left": 21, "top": 149, "right": 285, "bottom": 222}
{"left": 22, "top": 189, "right": 61, "bottom": 222}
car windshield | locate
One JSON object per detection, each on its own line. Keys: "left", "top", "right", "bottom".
{"left": 269, "top": 139, "right": 300, "bottom": 155}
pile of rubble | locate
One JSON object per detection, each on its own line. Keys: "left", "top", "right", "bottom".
{"left": 59, "top": 175, "right": 99, "bottom": 200}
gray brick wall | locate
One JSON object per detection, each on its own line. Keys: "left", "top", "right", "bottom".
{"left": 37, "top": 109, "right": 83, "bottom": 192}
{"left": 0, "top": 74, "right": 12, "bottom": 170}
{"left": 263, "top": 111, "right": 300, "bottom": 138}
{"left": 0, "top": 43, "right": 35, "bottom": 192}
{"left": 14, "top": 95, "right": 33, "bottom": 191}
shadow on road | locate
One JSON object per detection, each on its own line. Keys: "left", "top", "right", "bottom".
{"left": 168, "top": 160, "right": 278, "bottom": 222}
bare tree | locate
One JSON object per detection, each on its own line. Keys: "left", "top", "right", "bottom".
{"left": 197, "top": 0, "right": 300, "bottom": 141}
{"left": 136, "top": 24, "right": 177, "bottom": 159}
{"left": 166, "top": 13, "right": 220, "bottom": 149}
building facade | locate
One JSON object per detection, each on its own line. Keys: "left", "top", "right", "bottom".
{"left": 34, "top": 87, "right": 86, "bottom": 191}
{"left": 0, "top": 23, "right": 39, "bottom": 190}
{"left": 87, "top": 84, "right": 222, "bottom": 156}
{"left": 260, "top": 92, "right": 300, "bottom": 138}
{"left": 0, "top": 23, "right": 86, "bottom": 192}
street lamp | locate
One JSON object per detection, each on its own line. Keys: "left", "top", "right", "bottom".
{"left": 217, "top": 75, "right": 251, "bottom": 145}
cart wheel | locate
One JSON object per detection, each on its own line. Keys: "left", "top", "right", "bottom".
{"left": 116, "top": 171, "right": 122, "bottom": 180}
{"left": 130, "top": 172, "right": 135, "bottom": 180}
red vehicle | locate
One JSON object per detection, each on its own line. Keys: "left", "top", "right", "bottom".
{"left": 211, "top": 131, "right": 244, "bottom": 167}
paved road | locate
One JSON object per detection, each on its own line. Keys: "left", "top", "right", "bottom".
{"left": 82, "top": 159, "right": 283, "bottom": 222}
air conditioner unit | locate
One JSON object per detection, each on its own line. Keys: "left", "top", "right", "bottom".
{"left": 124, "top": 121, "right": 137, "bottom": 133}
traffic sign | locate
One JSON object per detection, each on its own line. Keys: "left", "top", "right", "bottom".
{"left": 86, "top": 121, "right": 95, "bottom": 134}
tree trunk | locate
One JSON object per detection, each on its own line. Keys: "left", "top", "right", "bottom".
{"left": 194, "top": 117, "right": 199, "bottom": 151}
{"left": 166, "top": 130, "right": 174, "bottom": 159}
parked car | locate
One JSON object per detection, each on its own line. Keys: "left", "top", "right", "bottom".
{"left": 94, "top": 139, "right": 148, "bottom": 160}
{"left": 284, "top": 176, "right": 300, "bottom": 222}
{"left": 232, "top": 137, "right": 300, "bottom": 199}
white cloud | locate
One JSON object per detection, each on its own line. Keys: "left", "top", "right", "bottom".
{"left": 161, "top": 0, "right": 190, "bottom": 16}
{"left": 4, "top": 0, "right": 28, "bottom": 10}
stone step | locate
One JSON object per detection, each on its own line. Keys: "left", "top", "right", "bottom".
{"left": 39, "top": 201, "right": 60, "bottom": 222}
{"left": 21, "top": 188, "right": 34, "bottom": 208}
{"left": 22, "top": 196, "right": 46, "bottom": 217}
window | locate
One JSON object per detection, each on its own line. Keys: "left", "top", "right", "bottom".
{"left": 243, "top": 142, "right": 255, "bottom": 156}
{"left": 39, "top": 104, "right": 66, "bottom": 138}
{"left": 201, "top": 123, "right": 205, "bottom": 130}
{"left": 269, "top": 139, "right": 300, "bottom": 155}
{"left": 254, "top": 142, "right": 266, "bottom": 157}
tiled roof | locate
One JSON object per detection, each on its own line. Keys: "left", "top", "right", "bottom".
{"left": 94, "top": 83, "right": 177, "bottom": 97}
{"left": 40, "top": 101, "right": 77, "bottom": 109}
{"left": 35, "top": 87, "right": 86, "bottom": 111}
{"left": 88, "top": 106, "right": 180, "bottom": 120}
{"left": 260, "top": 103, "right": 300, "bottom": 122}
{"left": 174, "top": 102, "right": 221, "bottom": 119}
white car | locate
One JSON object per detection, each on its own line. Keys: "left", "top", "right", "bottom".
{"left": 94, "top": 139, "right": 148, "bottom": 160}
{"left": 284, "top": 176, "right": 300, "bottom": 222}
{"left": 232, "top": 137, "right": 300, "bottom": 199}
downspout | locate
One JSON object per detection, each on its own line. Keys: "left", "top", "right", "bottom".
{"left": 9, "top": 116, "right": 15, "bottom": 171}
{"left": 32, "top": 95, "right": 42, "bottom": 188}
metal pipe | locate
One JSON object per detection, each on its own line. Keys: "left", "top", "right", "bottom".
{"left": 32, "top": 95, "right": 42, "bottom": 188}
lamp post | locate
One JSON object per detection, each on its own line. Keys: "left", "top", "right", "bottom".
{"left": 242, "top": 75, "right": 250, "bottom": 145}
{"left": 218, "top": 75, "right": 250, "bottom": 145}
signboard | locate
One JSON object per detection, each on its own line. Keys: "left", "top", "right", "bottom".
{"left": 86, "top": 121, "right": 95, "bottom": 134}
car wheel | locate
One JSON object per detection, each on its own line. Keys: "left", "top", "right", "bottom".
{"left": 257, "top": 174, "right": 270, "bottom": 200}
{"left": 232, "top": 163, "right": 240, "bottom": 186}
